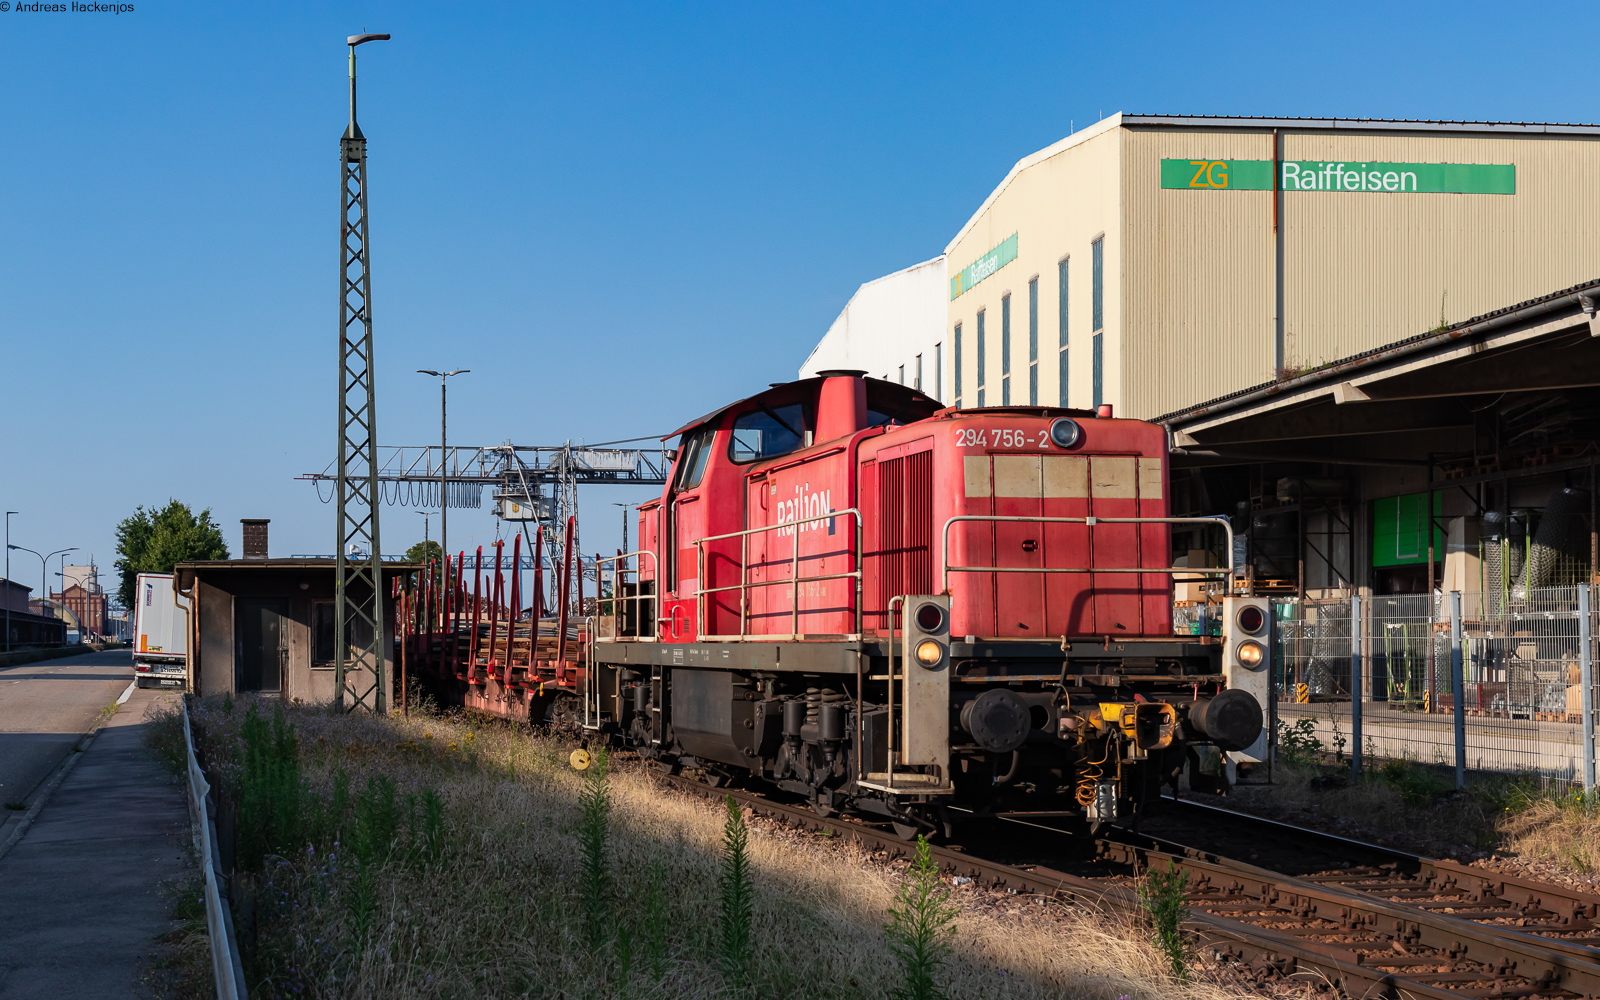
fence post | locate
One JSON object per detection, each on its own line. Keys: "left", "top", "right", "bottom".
{"left": 1351, "top": 592, "right": 1363, "bottom": 781}
{"left": 1581, "top": 584, "right": 1594, "bottom": 794}
{"left": 1451, "top": 590, "right": 1466, "bottom": 791}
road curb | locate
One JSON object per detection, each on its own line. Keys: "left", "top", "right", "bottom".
{"left": 0, "top": 729, "right": 97, "bottom": 865}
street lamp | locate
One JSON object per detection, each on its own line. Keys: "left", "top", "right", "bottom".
{"left": 416, "top": 369, "right": 469, "bottom": 560}
{"left": 4, "top": 512, "right": 15, "bottom": 653}
{"left": 9, "top": 545, "right": 76, "bottom": 639}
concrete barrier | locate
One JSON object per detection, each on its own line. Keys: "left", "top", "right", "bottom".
{"left": 0, "top": 645, "right": 94, "bottom": 670}
{"left": 182, "top": 696, "right": 246, "bottom": 1000}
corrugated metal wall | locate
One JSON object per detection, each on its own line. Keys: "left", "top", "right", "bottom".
{"left": 1282, "top": 132, "right": 1600, "bottom": 371}
{"left": 1121, "top": 127, "right": 1600, "bottom": 420}
{"left": 1120, "top": 129, "right": 1278, "bottom": 419}
{"left": 944, "top": 125, "right": 1122, "bottom": 412}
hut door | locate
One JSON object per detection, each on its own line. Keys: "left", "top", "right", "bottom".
{"left": 238, "top": 599, "right": 289, "bottom": 693}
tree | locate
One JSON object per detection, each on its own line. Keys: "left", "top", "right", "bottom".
{"left": 404, "top": 540, "right": 442, "bottom": 566}
{"left": 114, "top": 501, "right": 230, "bottom": 608}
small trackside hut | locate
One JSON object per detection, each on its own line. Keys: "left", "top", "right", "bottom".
{"left": 585, "top": 372, "right": 1268, "bottom": 838}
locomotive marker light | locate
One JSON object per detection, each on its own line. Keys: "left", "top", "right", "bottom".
{"left": 885, "top": 595, "right": 953, "bottom": 791}
{"left": 1048, "top": 417, "right": 1082, "bottom": 448}
{"left": 1217, "top": 596, "right": 1273, "bottom": 770}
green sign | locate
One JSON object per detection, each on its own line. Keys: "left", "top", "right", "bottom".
{"left": 1372, "top": 491, "right": 1443, "bottom": 568}
{"left": 951, "top": 233, "right": 1017, "bottom": 300}
{"left": 1159, "top": 159, "right": 1275, "bottom": 190}
{"left": 1160, "top": 159, "right": 1516, "bottom": 194}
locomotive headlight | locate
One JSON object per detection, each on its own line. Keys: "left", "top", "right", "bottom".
{"left": 914, "top": 639, "right": 945, "bottom": 667}
{"left": 1049, "top": 418, "right": 1082, "bottom": 449}
{"left": 1235, "top": 639, "right": 1266, "bottom": 671}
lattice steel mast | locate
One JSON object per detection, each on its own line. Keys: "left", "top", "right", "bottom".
{"left": 335, "top": 31, "right": 392, "bottom": 713}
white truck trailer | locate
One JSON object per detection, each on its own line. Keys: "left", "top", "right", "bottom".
{"left": 133, "top": 572, "right": 188, "bottom": 689}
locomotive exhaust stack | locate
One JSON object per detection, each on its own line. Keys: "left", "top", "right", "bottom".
{"left": 587, "top": 374, "right": 1265, "bottom": 837}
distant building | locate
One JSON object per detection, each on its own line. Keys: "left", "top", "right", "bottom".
{"left": 1, "top": 578, "right": 67, "bottom": 648}
{"left": 799, "top": 256, "right": 947, "bottom": 399}
{"left": 53, "top": 581, "right": 108, "bottom": 638}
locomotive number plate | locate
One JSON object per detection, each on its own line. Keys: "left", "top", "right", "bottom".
{"left": 955, "top": 428, "right": 1051, "bottom": 449}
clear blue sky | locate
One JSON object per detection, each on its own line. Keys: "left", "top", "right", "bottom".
{"left": 2, "top": 1, "right": 1594, "bottom": 603}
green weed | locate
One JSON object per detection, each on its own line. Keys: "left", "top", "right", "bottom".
{"left": 884, "top": 835, "right": 958, "bottom": 1000}
{"left": 578, "top": 745, "right": 612, "bottom": 948}
{"left": 719, "top": 795, "right": 754, "bottom": 988}
{"left": 1138, "top": 859, "right": 1189, "bottom": 982}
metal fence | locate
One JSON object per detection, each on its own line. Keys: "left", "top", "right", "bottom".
{"left": 1264, "top": 586, "right": 1598, "bottom": 787}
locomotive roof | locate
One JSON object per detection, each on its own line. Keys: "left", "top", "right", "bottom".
{"left": 664, "top": 376, "right": 943, "bottom": 440}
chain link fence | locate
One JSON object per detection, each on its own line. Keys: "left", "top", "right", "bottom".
{"left": 1263, "top": 586, "right": 1598, "bottom": 786}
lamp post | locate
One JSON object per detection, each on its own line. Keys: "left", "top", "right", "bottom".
{"left": 9, "top": 546, "right": 75, "bottom": 639}
{"left": 416, "top": 369, "right": 469, "bottom": 560}
{"left": 4, "top": 512, "right": 15, "bottom": 653}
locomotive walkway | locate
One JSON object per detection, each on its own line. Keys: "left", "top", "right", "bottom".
{"left": 0, "top": 668, "right": 188, "bottom": 999}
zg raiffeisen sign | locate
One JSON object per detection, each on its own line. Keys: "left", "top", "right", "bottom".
{"left": 1160, "top": 159, "right": 1515, "bottom": 194}
{"left": 951, "top": 233, "right": 1018, "bottom": 300}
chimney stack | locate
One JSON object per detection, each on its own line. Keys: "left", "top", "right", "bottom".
{"left": 241, "top": 519, "right": 270, "bottom": 560}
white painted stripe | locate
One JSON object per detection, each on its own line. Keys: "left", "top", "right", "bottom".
{"left": 116, "top": 681, "right": 135, "bottom": 705}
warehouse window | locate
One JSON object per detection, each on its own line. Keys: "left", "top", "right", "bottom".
{"left": 1027, "top": 278, "right": 1038, "bottom": 405}
{"left": 1091, "top": 239, "right": 1104, "bottom": 408}
{"left": 934, "top": 342, "right": 942, "bottom": 403}
{"left": 1058, "top": 257, "right": 1069, "bottom": 407}
{"left": 952, "top": 327, "right": 961, "bottom": 407}
{"left": 1000, "top": 295, "right": 1011, "bottom": 405}
{"left": 976, "top": 310, "right": 986, "bottom": 407}
{"left": 1091, "top": 238, "right": 1104, "bottom": 333}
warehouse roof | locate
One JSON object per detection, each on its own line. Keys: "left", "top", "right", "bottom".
{"left": 947, "top": 113, "right": 1600, "bottom": 255}
{"left": 1158, "top": 278, "right": 1600, "bottom": 427}
{"left": 1123, "top": 115, "right": 1600, "bottom": 134}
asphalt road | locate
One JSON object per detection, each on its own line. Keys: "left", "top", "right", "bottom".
{"left": 0, "top": 649, "right": 134, "bottom": 808}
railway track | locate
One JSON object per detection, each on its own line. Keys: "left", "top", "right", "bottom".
{"left": 652, "top": 769, "right": 1600, "bottom": 998}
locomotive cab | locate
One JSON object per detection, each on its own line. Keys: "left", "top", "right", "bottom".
{"left": 590, "top": 372, "right": 1262, "bottom": 837}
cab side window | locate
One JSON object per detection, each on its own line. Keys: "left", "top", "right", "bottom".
{"left": 729, "top": 403, "right": 806, "bottom": 463}
{"left": 675, "top": 428, "right": 714, "bottom": 489}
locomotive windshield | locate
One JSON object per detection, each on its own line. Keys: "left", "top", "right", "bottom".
{"left": 729, "top": 403, "right": 807, "bottom": 463}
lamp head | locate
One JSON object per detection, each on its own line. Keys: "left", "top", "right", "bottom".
{"left": 348, "top": 33, "right": 391, "bottom": 46}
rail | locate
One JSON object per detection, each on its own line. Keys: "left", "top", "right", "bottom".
{"left": 939, "top": 515, "right": 1235, "bottom": 593}
{"left": 694, "top": 508, "right": 864, "bottom": 641}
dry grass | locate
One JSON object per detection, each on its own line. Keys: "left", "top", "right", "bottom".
{"left": 1499, "top": 796, "right": 1600, "bottom": 873}
{"left": 151, "top": 697, "right": 1293, "bottom": 1000}
{"left": 1214, "top": 759, "right": 1510, "bottom": 858}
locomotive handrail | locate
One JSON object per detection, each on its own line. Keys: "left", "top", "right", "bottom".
{"left": 588, "top": 549, "right": 660, "bottom": 729}
{"left": 594, "top": 549, "right": 660, "bottom": 640}
{"left": 939, "top": 515, "right": 1235, "bottom": 593}
{"left": 694, "top": 508, "right": 865, "bottom": 641}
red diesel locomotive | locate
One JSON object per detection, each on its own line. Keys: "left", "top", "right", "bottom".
{"left": 584, "top": 371, "right": 1266, "bottom": 837}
